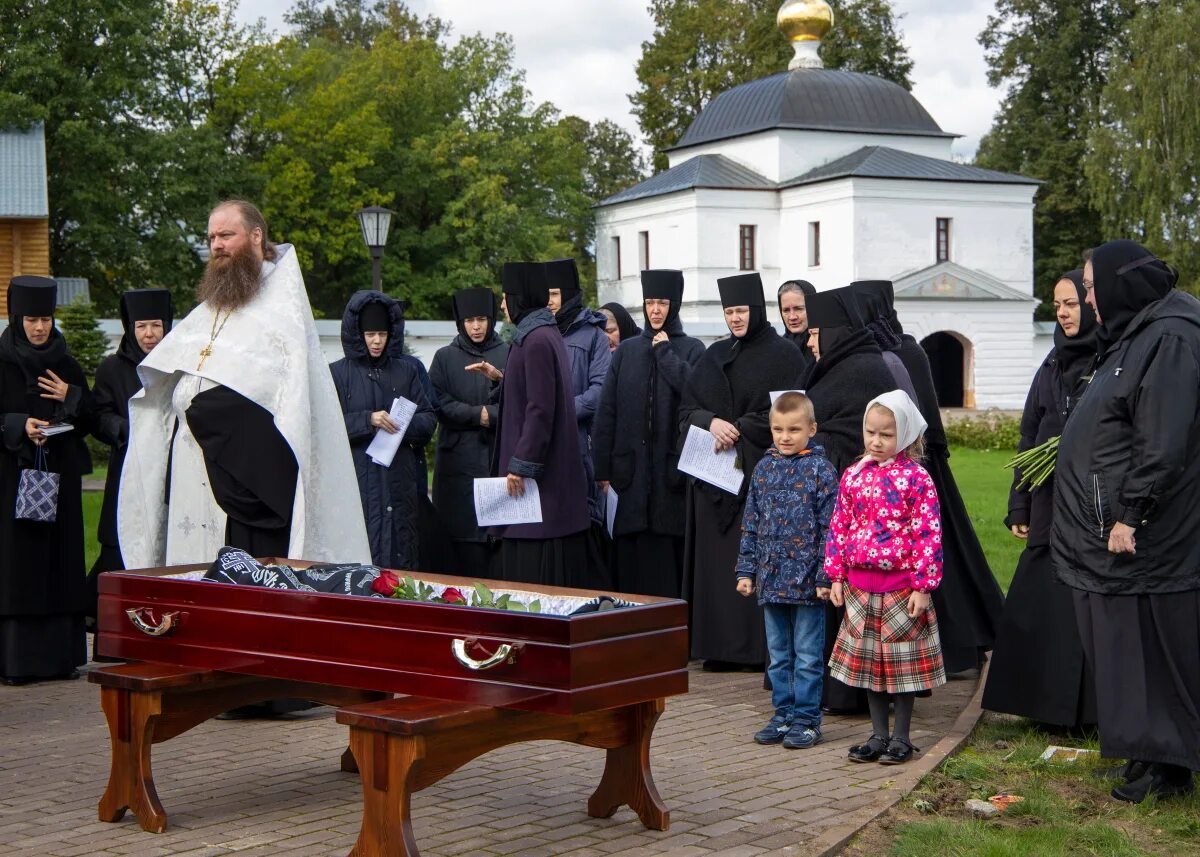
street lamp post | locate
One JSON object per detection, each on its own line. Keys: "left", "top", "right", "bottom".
{"left": 356, "top": 205, "right": 395, "bottom": 292}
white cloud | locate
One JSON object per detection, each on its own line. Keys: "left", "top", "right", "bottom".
{"left": 235, "top": 0, "right": 1004, "bottom": 159}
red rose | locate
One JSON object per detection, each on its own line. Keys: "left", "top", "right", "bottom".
{"left": 440, "top": 587, "right": 467, "bottom": 605}
{"left": 372, "top": 570, "right": 401, "bottom": 596}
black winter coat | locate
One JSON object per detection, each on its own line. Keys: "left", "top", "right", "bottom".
{"left": 1053, "top": 290, "right": 1200, "bottom": 595}
{"left": 1006, "top": 349, "right": 1067, "bottom": 548}
{"left": 593, "top": 329, "right": 705, "bottom": 537}
{"left": 804, "top": 333, "right": 895, "bottom": 473}
{"left": 330, "top": 293, "right": 437, "bottom": 570}
{"left": 92, "top": 352, "right": 141, "bottom": 551}
{"left": 429, "top": 333, "right": 509, "bottom": 543}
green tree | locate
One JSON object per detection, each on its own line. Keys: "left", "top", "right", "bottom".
{"left": 631, "top": 0, "right": 914, "bottom": 169}
{"left": 1084, "top": 1, "right": 1200, "bottom": 291}
{"left": 56, "top": 297, "right": 111, "bottom": 381}
{"left": 975, "top": 0, "right": 1138, "bottom": 317}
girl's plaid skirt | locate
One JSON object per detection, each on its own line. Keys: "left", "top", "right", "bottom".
{"left": 829, "top": 584, "right": 946, "bottom": 694}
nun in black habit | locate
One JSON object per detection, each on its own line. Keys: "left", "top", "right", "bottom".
{"left": 429, "top": 288, "right": 509, "bottom": 577}
{"left": 854, "top": 280, "right": 1006, "bottom": 675}
{"left": 778, "top": 279, "right": 817, "bottom": 373}
{"left": 593, "top": 270, "right": 705, "bottom": 597}
{"left": 982, "top": 270, "right": 1097, "bottom": 728}
{"left": 0, "top": 277, "right": 92, "bottom": 683}
{"left": 330, "top": 291, "right": 437, "bottom": 570}
{"left": 599, "top": 302, "right": 641, "bottom": 352}
{"left": 680, "top": 273, "right": 805, "bottom": 667}
{"left": 86, "top": 288, "right": 172, "bottom": 635}
{"left": 850, "top": 281, "right": 918, "bottom": 403}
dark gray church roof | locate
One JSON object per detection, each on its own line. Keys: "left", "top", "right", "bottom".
{"left": 670, "top": 69, "right": 954, "bottom": 151}
{"left": 598, "top": 154, "right": 774, "bottom": 206}
{"left": 779, "top": 146, "right": 1040, "bottom": 187}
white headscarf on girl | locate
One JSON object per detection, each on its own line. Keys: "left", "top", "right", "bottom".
{"left": 851, "top": 389, "right": 928, "bottom": 473}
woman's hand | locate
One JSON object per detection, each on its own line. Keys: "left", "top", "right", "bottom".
{"left": 479, "top": 407, "right": 489, "bottom": 427}
{"left": 829, "top": 580, "right": 844, "bottom": 607}
{"left": 907, "top": 590, "right": 932, "bottom": 618}
{"left": 709, "top": 417, "right": 740, "bottom": 451}
{"left": 1010, "top": 524, "right": 1029, "bottom": 540}
{"left": 1108, "top": 522, "right": 1137, "bottom": 555}
{"left": 465, "top": 361, "right": 503, "bottom": 383}
{"left": 371, "top": 411, "right": 398, "bottom": 433}
{"left": 37, "top": 370, "right": 69, "bottom": 402}
{"left": 736, "top": 578, "right": 754, "bottom": 597}
{"left": 25, "top": 417, "right": 50, "bottom": 446}
{"left": 506, "top": 473, "right": 525, "bottom": 497}
{"left": 653, "top": 331, "right": 669, "bottom": 346}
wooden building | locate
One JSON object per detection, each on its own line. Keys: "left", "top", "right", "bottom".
{"left": 0, "top": 123, "right": 51, "bottom": 317}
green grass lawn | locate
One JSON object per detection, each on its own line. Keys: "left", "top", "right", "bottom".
{"left": 946, "top": 446, "right": 1024, "bottom": 593}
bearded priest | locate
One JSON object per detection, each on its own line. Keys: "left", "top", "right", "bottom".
{"left": 119, "top": 200, "right": 369, "bottom": 568}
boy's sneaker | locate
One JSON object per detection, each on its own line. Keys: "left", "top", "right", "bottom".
{"left": 783, "top": 725, "right": 822, "bottom": 749}
{"left": 753, "top": 716, "right": 791, "bottom": 745}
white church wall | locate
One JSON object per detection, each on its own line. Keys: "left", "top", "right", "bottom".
{"left": 595, "top": 192, "right": 704, "bottom": 309}
{"left": 778, "top": 182, "right": 858, "bottom": 288}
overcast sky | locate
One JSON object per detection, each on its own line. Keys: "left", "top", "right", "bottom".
{"left": 236, "top": 0, "right": 1005, "bottom": 160}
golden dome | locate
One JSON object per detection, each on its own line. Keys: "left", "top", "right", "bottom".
{"left": 777, "top": 0, "right": 834, "bottom": 43}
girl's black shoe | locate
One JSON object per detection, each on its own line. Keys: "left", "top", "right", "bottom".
{"left": 848, "top": 734, "right": 890, "bottom": 763}
{"left": 879, "top": 737, "right": 919, "bottom": 765}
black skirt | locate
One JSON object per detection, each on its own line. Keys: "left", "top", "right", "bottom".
{"left": 926, "top": 450, "right": 1006, "bottom": 673}
{"left": 613, "top": 532, "right": 683, "bottom": 599}
{"left": 500, "top": 532, "right": 591, "bottom": 590}
{"left": 0, "top": 615, "right": 86, "bottom": 680}
{"left": 1073, "top": 588, "right": 1200, "bottom": 770}
{"left": 682, "top": 486, "right": 764, "bottom": 666}
{"left": 982, "top": 545, "right": 1096, "bottom": 727}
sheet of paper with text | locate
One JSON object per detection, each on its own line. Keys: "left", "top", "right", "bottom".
{"left": 677, "top": 424, "right": 744, "bottom": 495}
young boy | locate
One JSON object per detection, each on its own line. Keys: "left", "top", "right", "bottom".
{"left": 736, "top": 392, "right": 840, "bottom": 748}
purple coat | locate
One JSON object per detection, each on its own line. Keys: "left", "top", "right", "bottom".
{"left": 496, "top": 320, "right": 589, "bottom": 539}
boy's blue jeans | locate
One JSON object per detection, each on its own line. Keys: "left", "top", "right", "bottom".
{"left": 763, "top": 602, "right": 826, "bottom": 727}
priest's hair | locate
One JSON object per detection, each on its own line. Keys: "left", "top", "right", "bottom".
{"left": 213, "top": 198, "right": 277, "bottom": 262}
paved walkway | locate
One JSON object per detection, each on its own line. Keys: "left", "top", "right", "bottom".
{"left": 0, "top": 648, "right": 980, "bottom": 856}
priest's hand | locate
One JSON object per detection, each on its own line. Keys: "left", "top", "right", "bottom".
{"left": 1108, "top": 522, "right": 1137, "bottom": 555}
{"left": 506, "top": 473, "right": 525, "bottom": 497}
{"left": 371, "top": 411, "right": 398, "bottom": 433}
{"left": 466, "top": 361, "right": 503, "bottom": 382}
{"left": 710, "top": 417, "right": 740, "bottom": 451}
{"left": 597, "top": 480, "right": 610, "bottom": 494}
{"left": 25, "top": 417, "right": 50, "bottom": 446}
{"left": 829, "top": 581, "right": 844, "bottom": 607}
{"left": 1010, "top": 524, "right": 1029, "bottom": 540}
{"left": 37, "top": 370, "right": 69, "bottom": 402}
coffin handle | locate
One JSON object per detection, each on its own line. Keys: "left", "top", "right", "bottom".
{"left": 452, "top": 638, "right": 521, "bottom": 671}
{"left": 125, "top": 608, "right": 185, "bottom": 637}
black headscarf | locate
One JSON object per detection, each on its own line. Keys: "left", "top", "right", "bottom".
{"left": 806, "top": 285, "right": 882, "bottom": 384}
{"left": 1091, "top": 239, "right": 1177, "bottom": 346}
{"left": 544, "top": 258, "right": 585, "bottom": 334}
{"left": 640, "top": 269, "right": 686, "bottom": 337}
{"left": 1052, "top": 269, "right": 1099, "bottom": 394}
{"left": 851, "top": 280, "right": 903, "bottom": 351}
{"left": 452, "top": 287, "right": 499, "bottom": 356}
{"left": 340, "top": 290, "right": 405, "bottom": 370}
{"left": 0, "top": 275, "right": 68, "bottom": 389}
{"left": 118, "top": 288, "right": 173, "bottom": 365}
{"left": 718, "top": 272, "right": 771, "bottom": 344}
{"left": 777, "top": 279, "right": 815, "bottom": 343}
{"left": 601, "top": 302, "right": 641, "bottom": 341}
{"left": 501, "top": 262, "right": 556, "bottom": 343}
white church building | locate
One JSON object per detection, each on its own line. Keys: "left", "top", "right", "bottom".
{"left": 595, "top": 1, "right": 1047, "bottom": 409}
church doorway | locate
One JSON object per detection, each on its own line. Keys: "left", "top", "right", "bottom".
{"left": 920, "top": 331, "right": 973, "bottom": 408}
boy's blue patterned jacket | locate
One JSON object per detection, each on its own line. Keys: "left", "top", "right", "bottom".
{"left": 735, "top": 444, "right": 840, "bottom": 605}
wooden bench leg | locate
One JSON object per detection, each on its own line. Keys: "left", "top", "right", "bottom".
{"left": 97, "top": 687, "right": 169, "bottom": 834}
{"left": 587, "top": 700, "right": 670, "bottom": 831}
{"left": 348, "top": 729, "right": 424, "bottom": 857}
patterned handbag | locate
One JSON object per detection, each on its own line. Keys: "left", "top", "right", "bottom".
{"left": 15, "top": 446, "right": 60, "bottom": 523}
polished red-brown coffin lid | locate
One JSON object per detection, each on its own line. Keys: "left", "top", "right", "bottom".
{"left": 97, "top": 561, "right": 688, "bottom": 715}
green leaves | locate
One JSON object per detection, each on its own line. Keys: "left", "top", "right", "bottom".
{"left": 1006, "top": 435, "right": 1060, "bottom": 492}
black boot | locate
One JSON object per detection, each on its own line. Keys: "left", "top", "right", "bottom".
{"left": 1095, "top": 759, "right": 1149, "bottom": 782}
{"left": 1111, "top": 764, "right": 1194, "bottom": 804}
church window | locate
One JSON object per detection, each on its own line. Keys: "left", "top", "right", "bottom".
{"left": 937, "top": 218, "right": 951, "bottom": 262}
{"left": 808, "top": 221, "right": 821, "bottom": 267}
{"left": 612, "top": 236, "right": 622, "bottom": 279}
{"left": 639, "top": 231, "right": 650, "bottom": 270}
{"left": 739, "top": 225, "right": 756, "bottom": 270}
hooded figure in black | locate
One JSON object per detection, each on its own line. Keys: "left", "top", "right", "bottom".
{"left": 429, "top": 288, "right": 509, "bottom": 576}
{"left": 850, "top": 281, "right": 918, "bottom": 402}
{"left": 983, "top": 270, "right": 1098, "bottom": 728}
{"left": 330, "top": 291, "right": 436, "bottom": 570}
{"left": 778, "top": 279, "right": 817, "bottom": 373}
{"left": 0, "top": 276, "right": 93, "bottom": 683}
{"left": 855, "top": 280, "right": 1006, "bottom": 676}
{"left": 1053, "top": 241, "right": 1200, "bottom": 799}
{"left": 85, "top": 288, "right": 172, "bottom": 645}
{"left": 802, "top": 285, "right": 894, "bottom": 710}
{"left": 679, "top": 273, "right": 805, "bottom": 666}
{"left": 600, "top": 302, "right": 641, "bottom": 351}
{"left": 593, "top": 270, "right": 705, "bottom": 597}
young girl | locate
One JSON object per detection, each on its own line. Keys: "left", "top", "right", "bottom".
{"left": 826, "top": 390, "right": 945, "bottom": 764}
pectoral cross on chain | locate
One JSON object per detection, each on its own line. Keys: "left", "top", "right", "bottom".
{"left": 197, "top": 345, "right": 213, "bottom": 372}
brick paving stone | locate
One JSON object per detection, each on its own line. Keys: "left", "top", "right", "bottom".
{"left": 0, "top": 648, "right": 978, "bottom": 856}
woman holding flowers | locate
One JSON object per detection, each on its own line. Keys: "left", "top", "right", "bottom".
{"left": 982, "top": 269, "right": 1098, "bottom": 728}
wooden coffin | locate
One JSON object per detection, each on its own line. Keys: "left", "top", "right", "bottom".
{"left": 97, "top": 562, "right": 688, "bottom": 715}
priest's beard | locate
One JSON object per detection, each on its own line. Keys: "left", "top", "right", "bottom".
{"left": 198, "top": 245, "right": 263, "bottom": 311}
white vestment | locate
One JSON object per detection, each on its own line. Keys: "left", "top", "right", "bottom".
{"left": 118, "top": 244, "right": 370, "bottom": 567}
